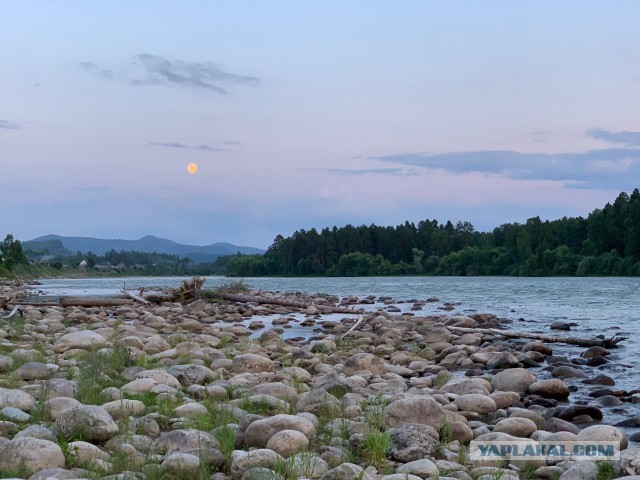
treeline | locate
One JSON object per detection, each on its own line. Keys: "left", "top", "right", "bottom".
{"left": 223, "top": 190, "right": 640, "bottom": 277}
{"left": 0, "top": 234, "right": 27, "bottom": 276}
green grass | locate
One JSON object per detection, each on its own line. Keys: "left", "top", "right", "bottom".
{"left": 213, "top": 425, "right": 236, "bottom": 472}
{"left": 362, "top": 395, "right": 388, "bottom": 432}
{"left": 183, "top": 398, "right": 238, "bottom": 432}
{"left": 596, "top": 461, "right": 615, "bottom": 480}
{"left": 75, "top": 342, "right": 132, "bottom": 405}
{"left": 519, "top": 462, "right": 538, "bottom": 480}
{"left": 440, "top": 419, "right": 453, "bottom": 444}
{"left": 361, "top": 430, "right": 391, "bottom": 469}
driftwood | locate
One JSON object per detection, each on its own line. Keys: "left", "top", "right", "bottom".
{"left": 447, "top": 326, "right": 626, "bottom": 348}
{"left": 145, "top": 277, "right": 206, "bottom": 303}
{"left": 59, "top": 297, "right": 134, "bottom": 308}
{"left": 124, "top": 290, "right": 150, "bottom": 305}
{"left": 218, "top": 292, "right": 365, "bottom": 314}
{"left": 340, "top": 315, "right": 366, "bottom": 339}
{"left": 0, "top": 305, "right": 21, "bottom": 320}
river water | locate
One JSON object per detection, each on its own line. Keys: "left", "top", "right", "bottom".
{"left": 33, "top": 276, "right": 640, "bottom": 432}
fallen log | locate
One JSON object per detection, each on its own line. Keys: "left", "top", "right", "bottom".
{"left": 446, "top": 326, "right": 626, "bottom": 348}
{"left": 218, "top": 292, "right": 365, "bottom": 315}
{"left": 59, "top": 296, "right": 134, "bottom": 308}
{"left": 0, "top": 305, "right": 21, "bottom": 320}
{"left": 124, "top": 290, "right": 150, "bottom": 305}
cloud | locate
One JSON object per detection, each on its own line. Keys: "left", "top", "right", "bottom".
{"left": 131, "top": 53, "right": 259, "bottom": 94}
{"left": 149, "top": 142, "right": 227, "bottom": 152}
{"left": 372, "top": 148, "right": 640, "bottom": 189}
{"left": 222, "top": 139, "right": 242, "bottom": 146}
{"left": 78, "top": 61, "right": 113, "bottom": 79}
{"left": 80, "top": 54, "right": 259, "bottom": 94}
{"left": 587, "top": 129, "right": 640, "bottom": 147}
{"left": 0, "top": 120, "right": 20, "bottom": 130}
{"left": 321, "top": 167, "right": 410, "bottom": 176}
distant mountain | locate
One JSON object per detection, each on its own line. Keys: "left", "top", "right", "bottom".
{"left": 24, "top": 235, "right": 264, "bottom": 263}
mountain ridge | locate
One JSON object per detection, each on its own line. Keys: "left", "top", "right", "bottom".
{"left": 24, "top": 234, "right": 264, "bottom": 263}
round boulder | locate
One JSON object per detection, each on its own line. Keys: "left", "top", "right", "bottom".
{"left": 577, "top": 425, "right": 628, "bottom": 450}
{"left": 384, "top": 396, "right": 446, "bottom": 429}
{"left": 454, "top": 394, "right": 497, "bottom": 415}
{"left": 244, "top": 414, "right": 316, "bottom": 448}
{"left": 0, "top": 437, "right": 65, "bottom": 475}
{"left": 266, "top": 429, "right": 309, "bottom": 457}
{"left": 491, "top": 368, "right": 537, "bottom": 393}
{"left": 232, "top": 354, "right": 273, "bottom": 374}
{"left": 389, "top": 423, "right": 439, "bottom": 462}
{"left": 55, "top": 405, "right": 119, "bottom": 441}
{"left": 493, "top": 417, "right": 538, "bottom": 438}
{"left": 528, "top": 379, "right": 570, "bottom": 399}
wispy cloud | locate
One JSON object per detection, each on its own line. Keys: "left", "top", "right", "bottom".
{"left": 322, "top": 167, "right": 410, "bottom": 176}
{"left": 587, "top": 129, "right": 640, "bottom": 147}
{"left": 372, "top": 147, "right": 640, "bottom": 189}
{"left": 149, "top": 142, "right": 227, "bottom": 152}
{"left": 222, "top": 139, "right": 242, "bottom": 146}
{"left": 81, "top": 54, "right": 259, "bottom": 95}
{"left": 0, "top": 120, "right": 20, "bottom": 130}
{"left": 78, "top": 61, "right": 113, "bottom": 79}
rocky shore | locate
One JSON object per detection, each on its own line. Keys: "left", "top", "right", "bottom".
{"left": 0, "top": 282, "right": 638, "bottom": 480}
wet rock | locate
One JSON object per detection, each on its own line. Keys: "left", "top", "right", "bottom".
{"left": 557, "top": 405, "right": 603, "bottom": 423}
{"left": 528, "top": 379, "right": 570, "bottom": 399}
{"left": 552, "top": 366, "right": 588, "bottom": 379}
{"left": 583, "top": 375, "right": 615, "bottom": 386}
{"left": 486, "top": 352, "right": 519, "bottom": 370}
{"left": 545, "top": 417, "right": 580, "bottom": 434}
{"left": 581, "top": 346, "right": 610, "bottom": 359}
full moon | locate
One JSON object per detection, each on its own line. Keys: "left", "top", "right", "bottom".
{"left": 187, "top": 163, "right": 198, "bottom": 174}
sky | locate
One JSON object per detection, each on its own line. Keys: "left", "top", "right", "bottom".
{"left": 1, "top": 1, "right": 640, "bottom": 249}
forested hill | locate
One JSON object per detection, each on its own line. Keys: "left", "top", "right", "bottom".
{"left": 222, "top": 190, "right": 640, "bottom": 277}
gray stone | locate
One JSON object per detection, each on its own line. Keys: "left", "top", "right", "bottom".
{"left": 491, "top": 368, "right": 537, "bottom": 393}
{"left": 0, "top": 437, "right": 65, "bottom": 476}
{"left": 384, "top": 396, "right": 446, "bottom": 429}
{"left": 389, "top": 423, "right": 439, "bottom": 462}
{"left": 342, "top": 353, "right": 387, "bottom": 376}
{"left": 55, "top": 405, "right": 119, "bottom": 441}
{"left": 54, "top": 330, "right": 107, "bottom": 353}
{"left": 245, "top": 414, "right": 316, "bottom": 448}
